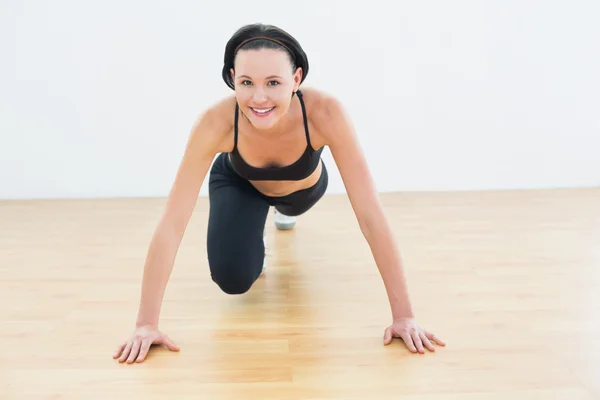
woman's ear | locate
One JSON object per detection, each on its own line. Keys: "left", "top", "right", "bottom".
{"left": 293, "top": 67, "right": 303, "bottom": 91}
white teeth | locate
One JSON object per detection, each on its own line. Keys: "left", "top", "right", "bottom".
{"left": 252, "top": 107, "right": 274, "bottom": 113}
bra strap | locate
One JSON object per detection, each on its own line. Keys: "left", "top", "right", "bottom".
{"left": 233, "top": 102, "right": 239, "bottom": 151}
{"left": 296, "top": 90, "right": 313, "bottom": 150}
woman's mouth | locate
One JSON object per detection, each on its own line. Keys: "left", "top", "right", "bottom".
{"left": 250, "top": 106, "right": 275, "bottom": 117}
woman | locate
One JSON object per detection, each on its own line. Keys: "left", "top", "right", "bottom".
{"left": 113, "top": 23, "right": 445, "bottom": 364}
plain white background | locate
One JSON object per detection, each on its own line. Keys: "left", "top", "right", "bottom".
{"left": 1, "top": 0, "right": 599, "bottom": 200}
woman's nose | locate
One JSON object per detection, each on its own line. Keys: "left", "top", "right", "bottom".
{"left": 252, "top": 89, "right": 267, "bottom": 103}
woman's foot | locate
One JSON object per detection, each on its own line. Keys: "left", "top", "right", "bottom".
{"left": 274, "top": 209, "right": 296, "bottom": 230}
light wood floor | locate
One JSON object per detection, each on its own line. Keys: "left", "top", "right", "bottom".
{"left": 1, "top": 188, "right": 599, "bottom": 399}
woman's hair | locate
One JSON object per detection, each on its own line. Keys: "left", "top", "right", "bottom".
{"left": 222, "top": 23, "right": 309, "bottom": 90}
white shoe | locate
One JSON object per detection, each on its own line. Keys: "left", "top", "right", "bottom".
{"left": 274, "top": 209, "right": 296, "bottom": 230}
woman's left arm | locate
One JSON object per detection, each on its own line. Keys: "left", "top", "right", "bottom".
{"left": 318, "top": 96, "right": 445, "bottom": 353}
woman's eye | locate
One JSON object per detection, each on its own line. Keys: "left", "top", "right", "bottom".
{"left": 239, "top": 80, "right": 279, "bottom": 86}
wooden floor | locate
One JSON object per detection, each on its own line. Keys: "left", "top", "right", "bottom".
{"left": 1, "top": 188, "right": 599, "bottom": 399}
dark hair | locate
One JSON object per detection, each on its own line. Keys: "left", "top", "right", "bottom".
{"left": 222, "top": 23, "right": 309, "bottom": 90}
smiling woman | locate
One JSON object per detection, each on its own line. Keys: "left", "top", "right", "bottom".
{"left": 112, "top": 23, "right": 445, "bottom": 365}
{"left": 224, "top": 29, "right": 307, "bottom": 133}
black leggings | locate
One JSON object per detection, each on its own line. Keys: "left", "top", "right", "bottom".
{"left": 206, "top": 152, "right": 328, "bottom": 294}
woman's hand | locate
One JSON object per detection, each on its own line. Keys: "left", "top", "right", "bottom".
{"left": 113, "top": 324, "right": 180, "bottom": 363}
{"left": 383, "top": 317, "right": 445, "bottom": 353}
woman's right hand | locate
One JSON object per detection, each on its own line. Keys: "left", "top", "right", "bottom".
{"left": 113, "top": 324, "right": 180, "bottom": 364}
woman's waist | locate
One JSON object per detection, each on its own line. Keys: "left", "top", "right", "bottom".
{"left": 250, "top": 162, "right": 323, "bottom": 197}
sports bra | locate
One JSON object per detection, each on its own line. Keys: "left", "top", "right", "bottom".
{"left": 228, "top": 90, "right": 324, "bottom": 181}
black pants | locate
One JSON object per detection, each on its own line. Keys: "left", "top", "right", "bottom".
{"left": 206, "top": 152, "right": 328, "bottom": 294}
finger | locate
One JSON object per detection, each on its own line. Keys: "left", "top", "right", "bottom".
{"left": 400, "top": 332, "right": 417, "bottom": 353}
{"left": 425, "top": 331, "right": 446, "bottom": 346}
{"left": 420, "top": 332, "right": 435, "bottom": 352}
{"left": 126, "top": 340, "right": 142, "bottom": 363}
{"left": 118, "top": 341, "right": 133, "bottom": 363}
{"left": 411, "top": 331, "right": 425, "bottom": 353}
{"left": 383, "top": 327, "right": 393, "bottom": 346}
{"left": 113, "top": 342, "right": 126, "bottom": 359}
{"left": 136, "top": 340, "right": 153, "bottom": 363}
{"left": 159, "top": 335, "right": 180, "bottom": 352}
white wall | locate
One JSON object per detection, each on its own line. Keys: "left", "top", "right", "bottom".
{"left": 1, "top": 0, "right": 599, "bottom": 200}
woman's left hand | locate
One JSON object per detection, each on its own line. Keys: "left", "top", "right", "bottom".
{"left": 383, "top": 317, "right": 445, "bottom": 353}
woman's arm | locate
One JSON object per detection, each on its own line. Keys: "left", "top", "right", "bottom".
{"left": 316, "top": 94, "right": 445, "bottom": 353}
{"left": 135, "top": 107, "right": 230, "bottom": 328}
{"left": 318, "top": 97, "right": 414, "bottom": 320}
{"left": 114, "top": 100, "right": 235, "bottom": 364}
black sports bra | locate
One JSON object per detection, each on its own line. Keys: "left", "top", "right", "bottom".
{"left": 228, "top": 90, "right": 324, "bottom": 181}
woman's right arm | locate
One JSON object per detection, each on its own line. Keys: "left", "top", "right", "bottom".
{"left": 135, "top": 109, "right": 226, "bottom": 328}
{"left": 114, "top": 104, "right": 231, "bottom": 363}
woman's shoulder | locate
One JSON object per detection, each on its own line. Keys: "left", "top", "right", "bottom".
{"left": 299, "top": 86, "right": 332, "bottom": 108}
{"left": 301, "top": 87, "right": 347, "bottom": 120}
{"left": 201, "top": 93, "right": 237, "bottom": 126}
{"left": 187, "top": 94, "right": 237, "bottom": 153}
{"left": 300, "top": 87, "right": 351, "bottom": 143}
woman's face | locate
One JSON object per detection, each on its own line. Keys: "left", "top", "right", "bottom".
{"left": 231, "top": 48, "right": 302, "bottom": 130}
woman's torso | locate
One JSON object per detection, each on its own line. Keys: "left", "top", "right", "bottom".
{"left": 215, "top": 88, "right": 328, "bottom": 197}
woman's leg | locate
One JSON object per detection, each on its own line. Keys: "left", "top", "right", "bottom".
{"left": 207, "top": 154, "right": 270, "bottom": 294}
